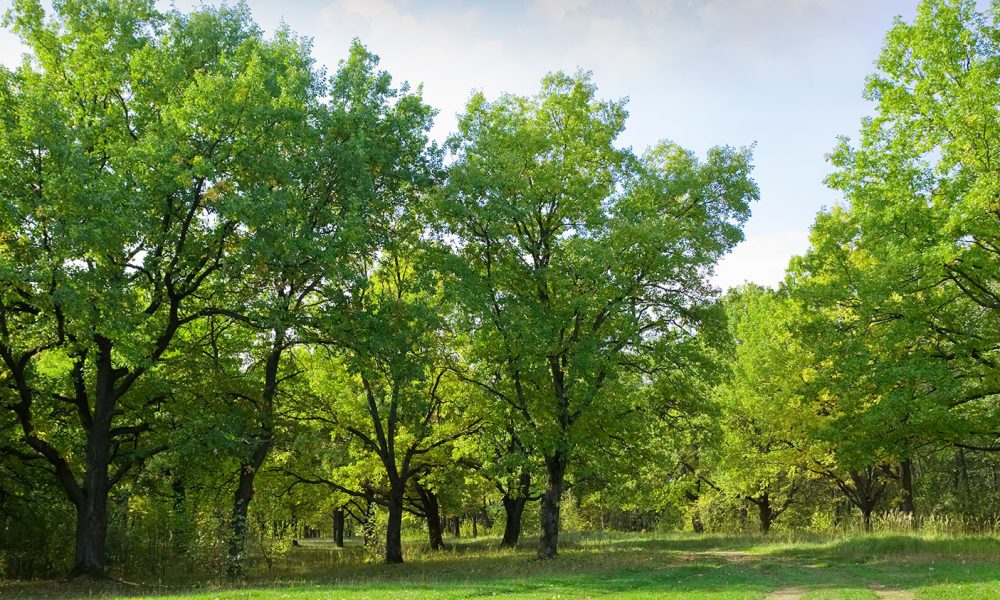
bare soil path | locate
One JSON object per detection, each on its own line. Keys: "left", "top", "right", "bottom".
{"left": 764, "top": 587, "right": 807, "bottom": 600}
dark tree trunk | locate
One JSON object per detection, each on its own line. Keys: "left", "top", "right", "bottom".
{"left": 958, "top": 448, "right": 973, "bottom": 505}
{"left": 69, "top": 340, "right": 117, "bottom": 578}
{"left": 500, "top": 495, "right": 528, "bottom": 548}
{"left": 472, "top": 514, "right": 478, "bottom": 537}
{"left": 900, "top": 459, "right": 915, "bottom": 521}
{"left": 170, "top": 475, "right": 190, "bottom": 555}
{"left": 451, "top": 516, "right": 461, "bottom": 537}
{"left": 538, "top": 453, "right": 566, "bottom": 560}
{"left": 427, "top": 509, "right": 445, "bottom": 550}
{"left": 685, "top": 479, "right": 704, "bottom": 534}
{"left": 834, "top": 468, "right": 886, "bottom": 534}
{"left": 226, "top": 439, "right": 272, "bottom": 577}
{"left": 479, "top": 500, "right": 494, "bottom": 530}
{"left": 385, "top": 486, "right": 404, "bottom": 564}
{"left": 71, "top": 478, "right": 109, "bottom": 578}
{"left": 755, "top": 493, "right": 773, "bottom": 535}
{"left": 691, "top": 510, "right": 704, "bottom": 533}
{"left": 226, "top": 330, "right": 283, "bottom": 577}
{"left": 415, "top": 484, "right": 444, "bottom": 550}
{"left": 332, "top": 508, "right": 345, "bottom": 548}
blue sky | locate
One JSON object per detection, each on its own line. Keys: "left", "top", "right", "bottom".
{"left": 0, "top": 1, "right": 934, "bottom": 289}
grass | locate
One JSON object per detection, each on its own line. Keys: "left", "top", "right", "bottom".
{"left": 3, "top": 531, "right": 1000, "bottom": 599}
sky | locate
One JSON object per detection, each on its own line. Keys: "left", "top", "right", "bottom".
{"left": 0, "top": 0, "right": 932, "bottom": 289}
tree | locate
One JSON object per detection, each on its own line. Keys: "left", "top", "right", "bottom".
{"left": 711, "top": 285, "right": 815, "bottom": 534}
{"left": 822, "top": 0, "right": 1000, "bottom": 454}
{"left": 207, "top": 39, "right": 437, "bottom": 576}
{"left": 0, "top": 0, "right": 314, "bottom": 577}
{"left": 456, "top": 416, "right": 541, "bottom": 548}
{"left": 441, "top": 71, "right": 757, "bottom": 558}
{"left": 295, "top": 236, "right": 475, "bottom": 564}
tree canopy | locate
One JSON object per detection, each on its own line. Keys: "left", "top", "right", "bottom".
{"left": 3, "top": 0, "right": 1000, "bottom": 582}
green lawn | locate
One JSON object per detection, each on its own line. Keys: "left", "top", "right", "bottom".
{"left": 3, "top": 532, "right": 1000, "bottom": 599}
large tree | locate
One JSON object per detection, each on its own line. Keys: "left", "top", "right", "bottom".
{"left": 779, "top": 0, "right": 1000, "bottom": 528}
{"left": 441, "top": 72, "right": 757, "bottom": 558}
{"left": 0, "top": 0, "right": 314, "bottom": 577}
{"left": 821, "top": 0, "right": 1000, "bottom": 451}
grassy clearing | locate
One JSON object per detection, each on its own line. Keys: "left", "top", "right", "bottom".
{"left": 2, "top": 532, "right": 1000, "bottom": 599}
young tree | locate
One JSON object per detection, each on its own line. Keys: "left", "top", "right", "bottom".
{"left": 712, "top": 286, "right": 815, "bottom": 534}
{"left": 295, "top": 235, "right": 475, "bottom": 564}
{"left": 441, "top": 72, "right": 757, "bottom": 558}
{"left": 210, "top": 40, "right": 438, "bottom": 576}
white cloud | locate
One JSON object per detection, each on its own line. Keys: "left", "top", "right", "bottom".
{"left": 532, "top": 0, "right": 594, "bottom": 21}
{"left": 711, "top": 229, "right": 811, "bottom": 291}
{"left": 314, "top": 0, "right": 528, "bottom": 142}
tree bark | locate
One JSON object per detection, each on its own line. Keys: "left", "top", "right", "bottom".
{"left": 900, "top": 459, "right": 915, "bottom": 521}
{"left": 691, "top": 512, "right": 704, "bottom": 533}
{"left": 385, "top": 485, "right": 404, "bottom": 564}
{"left": 427, "top": 509, "right": 445, "bottom": 551}
{"left": 958, "top": 448, "right": 973, "bottom": 502}
{"left": 835, "top": 468, "right": 885, "bottom": 534}
{"left": 226, "top": 329, "right": 283, "bottom": 577}
{"left": 685, "top": 479, "right": 704, "bottom": 534}
{"left": 332, "top": 508, "right": 345, "bottom": 548}
{"left": 501, "top": 495, "right": 528, "bottom": 548}
{"left": 71, "top": 478, "right": 109, "bottom": 578}
{"left": 538, "top": 453, "right": 566, "bottom": 560}
{"left": 755, "top": 493, "right": 773, "bottom": 535}
{"left": 226, "top": 438, "right": 272, "bottom": 577}
{"left": 415, "top": 484, "right": 445, "bottom": 550}
{"left": 69, "top": 339, "right": 117, "bottom": 578}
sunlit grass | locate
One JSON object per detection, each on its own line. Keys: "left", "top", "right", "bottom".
{"left": 3, "top": 531, "right": 1000, "bottom": 598}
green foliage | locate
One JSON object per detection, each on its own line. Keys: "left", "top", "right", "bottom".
{"left": 439, "top": 69, "right": 756, "bottom": 555}
{"left": 5, "top": 0, "right": 1000, "bottom": 584}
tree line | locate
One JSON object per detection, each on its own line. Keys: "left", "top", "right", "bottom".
{"left": 1, "top": 0, "right": 998, "bottom": 583}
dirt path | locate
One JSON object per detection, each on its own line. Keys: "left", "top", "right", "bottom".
{"left": 765, "top": 587, "right": 807, "bottom": 600}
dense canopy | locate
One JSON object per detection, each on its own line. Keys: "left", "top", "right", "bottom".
{"left": 1, "top": 0, "right": 999, "bottom": 584}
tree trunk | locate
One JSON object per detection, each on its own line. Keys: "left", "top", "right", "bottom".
{"left": 500, "top": 495, "right": 528, "bottom": 548}
{"left": 416, "top": 485, "right": 445, "bottom": 550}
{"left": 226, "top": 439, "right": 272, "bottom": 577}
{"left": 685, "top": 479, "right": 704, "bottom": 534}
{"left": 332, "top": 508, "right": 345, "bottom": 548}
{"left": 900, "top": 459, "right": 915, "bottom": 524}
{"left": 226, "top": 330, "right": 283, "bottom": 577}
{"left": 958, "top": 448, "right": 973, "bottom": 505}
{"left": 385, "top": 486, "right": 404, "bottom": 564}
{"left": 538, "top": 453, "right": 566, "bottom": 560}
{"left": 691, "top": 510, "right": 704, "bottom": 533}
{"left": 71, "top": 477, "right": 109, "bottom": 578}
{"left": 451, "top": 516, "right": 461, "bottom": 537}
{"left": 69, "top": 342, "right": 117, "bottom": 578}
{"left": 427, "top": 510, "right": 445, "bottom": 551}
{"left": 861, "top": 507, "right": 873, "bottom": 532}
{"left": 472, "top": 514, "right": 478, "bottom": 537}
{"left": 170, "top": 475, "right": 190, "bottom": 556}
{"left": 755, "top": 493, "right": 773, "bottom": 535}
